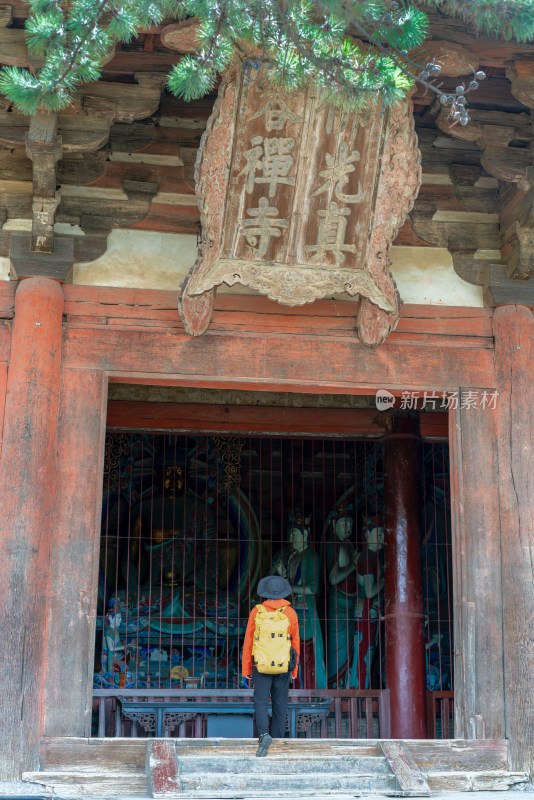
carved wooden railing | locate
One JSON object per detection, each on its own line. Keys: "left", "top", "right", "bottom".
{"left": 92, "top": 689, "right": 453, "bottom": 739}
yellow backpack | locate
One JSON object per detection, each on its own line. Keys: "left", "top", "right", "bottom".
{"left": 252, "top": 604, "right": 291, "bottom": 674}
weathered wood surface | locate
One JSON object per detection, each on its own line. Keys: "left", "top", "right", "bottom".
{"left": 148, "top": 739, "right": 180, "bottom": 797}
{"left": 10, "top": 232, "right": 74, "bottom": 281}
{"left": 0, "top": 278, "right": 64, "bottom": 781}
{"left": 42, "top": 368, "right": 107, "bottom": 739}
{"left": 0, "top": 279, "right": 15, "bottom": 316}
{"left": 493, "top": 305, "right": 534, "bottom": 777}
{"left": 62, "top": 326, "right": 494, "bottom": 394}
{"left": 0, "top": 360, "right": 6, "bottom": 458}
{"left": 106, "top": 400, "right": 448, "bottom": 439}
{"left": 40, "top": 738, "right": 146, "bottom": 772}
{"left": 29, "top": 737, "right": 527, "bottom": 797}
{"left": 485, "top": 262, "right": 534, "bottom": 305}
{"left": 448, "top": 399, "right": 505, "bottom": 741}
{"left": 63, "top": 286, "right": 494, "bottom": 337}
{"left": 60, "top": 288, "right": 498, "bottom": 393}
{"left": 405, "top": 739, "right": 508, "bottom": 771}
{"left": 379, "top": 740, "right": 430, "bottom": 795}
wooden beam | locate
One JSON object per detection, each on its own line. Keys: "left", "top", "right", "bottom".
{"left": 9, "top": 233, "right": 74, "bottom": 281}
{"left": 25, "top": 112, "right": 61, "bottom": 253}
{"left": 484, "top": 262, "right": 534, "bottom": 305}
{"left": 106, "top": 400, "right": 449, "bottom": 439}
{"left": 61, "top": 322, "right": 495, "bottom": 395}
{"left": 62, "top": 287, "right": 495, "bottom": 338}
{"left": 379, "top": 740, "right": 430, "bottom": 796}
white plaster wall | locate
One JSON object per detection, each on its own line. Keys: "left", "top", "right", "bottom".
{"left": 73, "top": 229, "right": 196, "bottom": 289}
{"left": 390, "top": 246, "right": 483, "bottom": 307}
{"left": 1, "top": 226, "right": 484, "bottom": 308}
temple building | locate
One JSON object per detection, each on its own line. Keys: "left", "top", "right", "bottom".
{"left": 0, "top": 4, "right": 533, "bottom": 797}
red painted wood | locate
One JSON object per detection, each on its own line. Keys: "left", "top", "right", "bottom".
{"left": 493, "top": 305, "right": 534, "bottom": 775}
{"left": 42, "top": 368, "right": 108, "bottom": 739}
{"left": 107, "top": 400, "right": 448, "bottom": 439}
{"left": 384, "top": 411, "right": 428, "bottom": 739}
{"left": 148, "top": 740, "right": 180, "bottom": 795}
{"left": 0, "top": 277, "right": 64, "bottom": 780}
{"left": 0, "top": 361, "right": 7, "bottom": 457}
{"left": 0, "top": 281, "right": 15, "bottom": 318}
{"left": 89, "top": 162, "right": 193, "bottom": 195}
{"left": 62, "top": 324, "right": 495, "bottom": 395}
{"left": 62, "top": 285, "right": 494, "bottom": 339}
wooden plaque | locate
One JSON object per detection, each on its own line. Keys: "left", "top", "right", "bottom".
{"left": 179, "top": 64, "right": 421, "bottom": 345}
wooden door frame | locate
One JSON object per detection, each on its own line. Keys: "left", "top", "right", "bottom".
{"left": 12, "top": 283, "right": 498, "bottom": 745}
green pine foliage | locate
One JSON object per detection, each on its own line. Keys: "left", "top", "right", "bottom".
{"left": 0, "top": 0, "right": 532, "bottom": 115}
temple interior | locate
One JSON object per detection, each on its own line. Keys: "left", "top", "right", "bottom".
{"left": 94, "top": 432, "right": 452, "bottom": 696}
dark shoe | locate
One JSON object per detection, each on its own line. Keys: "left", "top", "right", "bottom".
{"left": 256, "top": 733, "right": 273, "bottom": 757}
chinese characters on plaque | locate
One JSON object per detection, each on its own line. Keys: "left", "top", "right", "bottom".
{"left": 179, "top": 63, "right": 421, "bottom": 344}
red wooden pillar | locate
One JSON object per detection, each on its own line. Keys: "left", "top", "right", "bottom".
{"left": 493, "top": 305, "right": 534, "bottom": 777}
{"left": 42, "top": 368, "right": 107, "bottom": 738}
{"left": 383, "top": 410, "right": 427, "bottom": 738}
{"left": 0, "top": 277, "right": 64, "bottom": 780}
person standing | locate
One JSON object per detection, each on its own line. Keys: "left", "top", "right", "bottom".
{"left": 242, "top": 576, "right": 300, "bottom": 756}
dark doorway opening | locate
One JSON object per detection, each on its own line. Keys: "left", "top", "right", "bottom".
{"left": 94, "top": 431, "right": 452, "bottom": 737}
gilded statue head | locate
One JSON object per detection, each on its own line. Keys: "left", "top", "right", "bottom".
{"left": 164, "top": 465, "right": 184, "bottom": 496}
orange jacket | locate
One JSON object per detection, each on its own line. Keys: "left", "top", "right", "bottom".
{"left": 242, "top": 599, "right": 300, "bottom": 679}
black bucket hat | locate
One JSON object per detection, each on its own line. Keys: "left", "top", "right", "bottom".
{"left": 257, "top": 575, "right": 292, "bottom": 599}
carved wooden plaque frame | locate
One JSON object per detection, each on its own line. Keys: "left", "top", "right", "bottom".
{"left": 179, "top": 64, "right": 421, "bottom": 345}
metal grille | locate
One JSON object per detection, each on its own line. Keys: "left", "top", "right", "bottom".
{"left": 94, "top": 432, "right": 452, "bottom": 736}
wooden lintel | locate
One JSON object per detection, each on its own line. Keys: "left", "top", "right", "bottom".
{"left": 484, "top": 262, "right": 534, "bottom": 305}
{"left": 106, "top": 401, "right": 449, "bottom": 439}
{"left": 10, "top": 233, "right": 74, "bottom": 282}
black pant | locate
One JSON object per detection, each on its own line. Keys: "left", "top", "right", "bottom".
{"left": 252, "top": 667, "right": 290, "bottom": 738}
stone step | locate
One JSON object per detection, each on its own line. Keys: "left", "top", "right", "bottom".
{"left": 178, "top": 770, "right": 396, "bottom": 793}
{"left": 177, "top": 754, "right": 391, "bottom": 774}
{"left": 22, "top": 770, "right": 148, "bottom": 798}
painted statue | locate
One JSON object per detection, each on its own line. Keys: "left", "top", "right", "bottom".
{"left": 129, "top": 462, "right": 218, "bottom": 634}
{"left": 348, "top": 515, "right": 384, "bottom": 688}
{"left": 272, "top": 512, "right": 326, "bottom": 689}
{"left": 131, "top": 463, "right": 217, "bottom": 591}
{"left": 325, "top": 506, "right": 358, "bottom": 688}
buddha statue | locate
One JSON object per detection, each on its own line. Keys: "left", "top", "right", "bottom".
{"left": 131, "top": 463, "right": 217, "bottom": 592}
